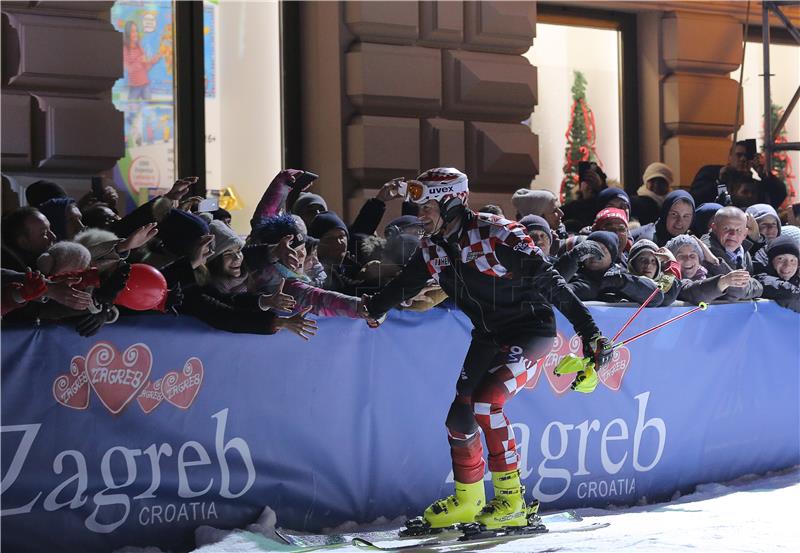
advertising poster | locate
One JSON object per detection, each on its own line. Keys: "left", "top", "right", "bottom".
{"left": 111, "top": 1, "right": 176, "bottom": 212}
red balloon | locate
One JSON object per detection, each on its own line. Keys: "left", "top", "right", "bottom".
{"left": 114, "top": 264, "right": 168, "bottom": 312}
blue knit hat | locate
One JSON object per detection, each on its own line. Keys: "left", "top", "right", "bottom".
{"left": 597, "top": 187, "right": 631, "bottom": 210}
{"left": 691, "top": 203, "right": 722, "bottom": 237}
{"left": 519, "top": 214, "right": 551, "bottom": 235}
{"left": 252, "top": 213, "right": 302, "bottom": 245}
{"left": 157, "top": 209, "right": 209, "bottom": 256}
{"left": 587, "top": 230, "right": 619, "bottom": 262}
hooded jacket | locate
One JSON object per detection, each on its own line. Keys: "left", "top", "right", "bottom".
{"left": 700, "top": 233, "right": 763, "bottom": 300}
{"left": 631, "top": 190, "right": 695, "bottom": 247}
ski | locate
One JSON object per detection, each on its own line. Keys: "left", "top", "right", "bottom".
{"left": 350, "top": 521, "right": 609, "bottom": 551}
{"left": 276, "top": 510, "right": 582, "bottom": 548}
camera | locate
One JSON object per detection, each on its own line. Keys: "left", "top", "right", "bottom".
{"left": 715, "top": 181, "right": 732, "bottom": 207}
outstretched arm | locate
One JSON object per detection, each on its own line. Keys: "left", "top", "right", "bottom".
{"left": 364, "top": 250, "right": 432, "bottom": 318}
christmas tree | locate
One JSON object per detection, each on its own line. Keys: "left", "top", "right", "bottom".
{"left": 765, "top": 103, "right": 796, "bottom": 205}
{"left": 561, "top": 71, "right": 603, "bottom": 203}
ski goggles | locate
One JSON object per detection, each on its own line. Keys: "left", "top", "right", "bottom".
{"left": 405, "top": 180, "right": 426, "bottom": 202}
{"left": 404, "top": 179, "right": 468, "bottom": 204}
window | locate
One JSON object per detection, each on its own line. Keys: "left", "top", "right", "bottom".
{"left": 525, "top": 21, "right": 623, "bottom": 201}
{"left": 733, "top": 39, "right": 800, "bottom": 204}
{"left": 202, "top": 0, "right": 282, "bottom": 234}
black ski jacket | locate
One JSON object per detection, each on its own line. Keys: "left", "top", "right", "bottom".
{"left": 366, "top": 211, "right": 599, "bottom": 340}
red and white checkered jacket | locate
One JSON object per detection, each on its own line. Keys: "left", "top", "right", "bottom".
{"left": 419, "top": 213, "right": 538, "bottom": 280}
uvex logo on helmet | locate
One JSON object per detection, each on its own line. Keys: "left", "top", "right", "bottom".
{"left": 428, "top": 185, "right": 455, "bottom": 195}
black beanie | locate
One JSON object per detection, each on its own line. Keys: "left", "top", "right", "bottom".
{"left": 519, "top": 214, "right": 551, "bottom": 235}
{"left": 158, "top": 209, "right": 209, "bottom": 256}
{"left": 26, "top": 180, "right": 67, "bottom": 207}
{"left": 587, "top": 230, "right": 620, "bottom": 262}
{"left": 766, "top": 235, "right": 800, "bottom": 263}
{"left": 309, "top": 211, "right": 349, "bottom": 239}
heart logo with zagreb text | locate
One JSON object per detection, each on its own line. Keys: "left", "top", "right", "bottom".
{"left": 52, "top": 356, "right": 90, "bottom": 410}
{"left": 597, "top": 347, "right": 632, "bottom": 391}
{"left": 136, "top": 377, "right": 164, "bottom": 414}
{"left": 162, "top": 357, "right": 204, "bottom": 409}
{"left": 86, "top": 342, "right": 152, "bottom": 415}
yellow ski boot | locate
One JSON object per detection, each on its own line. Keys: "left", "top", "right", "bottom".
{"left": 421, "top": 480, "right": 485, "bottom": 529}
{"left": 474, "top": 470, "right": 527, "bottom": 529}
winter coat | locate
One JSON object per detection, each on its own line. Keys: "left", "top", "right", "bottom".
{"left": 700, "top": 233, "right": 763, "bottom": 300}
{"left": 180, "top": 284, "right": 279, "bottom": 334}
{"left": 755, "top": 268, "right": 800, "bottom": 313}
{"left": 561, "top": 197, "right": 598, "bottom": 234}
{"left": 629, "top": 186, "right": 664, "bottom": 226}
{"left": 249, "top": 262, "right": 360, "bottom": 318}
{"left": 690, "top": 164, "right": 787, "bottom": 209}
{"left": 677, "top": 275, "right": 728, "bottom": 304}
{"left": 598, "top": 266, "right": 679, "bottom": 307}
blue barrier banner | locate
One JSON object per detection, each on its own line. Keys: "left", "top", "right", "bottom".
{"left": 1, "top": 302, "right": 798, "bottom": 552}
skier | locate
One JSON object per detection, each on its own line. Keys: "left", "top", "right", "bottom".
{"left": 362, "top": 168, "right": 612, "bottom": 532}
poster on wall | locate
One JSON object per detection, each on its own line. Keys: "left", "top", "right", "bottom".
{"left": 111, "top": 1, "right": 177, "bottom": 212}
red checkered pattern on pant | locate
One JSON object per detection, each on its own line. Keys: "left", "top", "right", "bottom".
{"left": 449, "top": 345, "right": 543, "bottom": 478}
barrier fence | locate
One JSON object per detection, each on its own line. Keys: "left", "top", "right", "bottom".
{"left": 1, "top": 301, "right": 798, "bottom": 552}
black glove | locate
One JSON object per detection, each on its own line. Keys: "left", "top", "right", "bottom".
{"left": 582, "top": 334, "right": 613, "bottom": 369}
{"left": 94, "top": 262, "right": 131, "bottom": 305}
{"left": 75, "top": 305, "right": 117, "bottom": 337}
{"left": 600, "top": 268, "right": 626, "bottom": 291}
{"left": 164, "top": 283, "right": 184, "bottom": 315}
{"left": 572, "top": 239, "right": 605, "bottom": 262}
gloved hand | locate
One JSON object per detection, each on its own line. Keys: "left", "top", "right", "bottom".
{"left": 600, "top": 268, "right": 626, "bottom": 291}
{"left": 20, "top": 270, "right": 48, "bottom": 302}
{"left": 94, "top": 262, "right": 131, "bottom": 305}
{"left": 572, "top": 239, "right": 605, "bottom": 262}
{"left": 75, "top": 305, "right": 118, "bottom": 337}
{"left": 583, "top": 333, "right": 613, "bottom": 367}
{"left": 574, "top": 334, "right": 613, "bottom": 393}
{"left": 655, "top": 260, "right": 681, "bottom": 291}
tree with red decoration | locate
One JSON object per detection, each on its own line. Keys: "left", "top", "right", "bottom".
{"left": 561, "top": 71, "right": 603, "bottom": 203}
{"left": 765, "top": 103, "right": 796, "bottom": 206}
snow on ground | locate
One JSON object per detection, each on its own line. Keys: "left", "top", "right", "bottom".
{"left": 186, "top": 466, "right": 799, "bottom": 553}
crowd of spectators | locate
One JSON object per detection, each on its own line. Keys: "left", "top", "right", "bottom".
{"left": 2, "top": 139, "right": 798, "bottom": 341}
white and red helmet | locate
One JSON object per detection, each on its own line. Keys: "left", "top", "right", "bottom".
{"left": 406, "top": 168, "right": 469, "bottom": 206}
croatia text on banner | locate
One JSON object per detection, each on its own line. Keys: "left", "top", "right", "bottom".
{"left": 1, "top": 302, "right": 798, "bottom": 552}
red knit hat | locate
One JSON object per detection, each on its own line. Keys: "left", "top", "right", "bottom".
{"left": 593, "top": 207, "right": 629, "bottom": 230}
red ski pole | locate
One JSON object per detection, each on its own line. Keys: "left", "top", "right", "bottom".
{"left": 612, "top": 302, "right": 708, "bottom": 350}
{"left": 610, "top": 285, "right": 662, "bottom": 344}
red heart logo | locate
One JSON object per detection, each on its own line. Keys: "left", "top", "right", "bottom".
{"left": 52, "top": 356, "right": 90, "bottom": 410}
{"left": 86, "top": 342, "right": 152, "bottom": 415}
{"left": 598, "top": 347, "right": 632, "bottom": 391}
{"left": 136, "top": 377, "right": 164, "bottom": 414}
{"left": 542, "top": 331, "right": 577, "bottom": 395}
{"left": 162, "top": 357, "right": 204, "bottom": 409}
